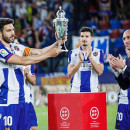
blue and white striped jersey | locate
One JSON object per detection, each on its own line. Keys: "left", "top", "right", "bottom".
{"left": 0, "top": 42, "right": 30, "bottom": 106}
{"left": 68, "top": 46, "right": 104, "bottom": 92}
{"left": 118, "top": 88, "right": 130, "bottom": 104}
{"left": 23, "top": 64, "right": 35, "bottom": 103}
{"left": 117, "top": 59, "right": 130, "bottom": 105}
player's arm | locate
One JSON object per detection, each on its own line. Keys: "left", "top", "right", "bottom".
{"left": 24, "top": 67, "right": 36, "bottom": 85}
{"left": 29, "top": 33, "right": 67, "bottom": 56}
{"left": 30, "top": 42, "right": 58, "bottom": 55}
{"left": 115, "top": 74, "right": 130, "bottom": 90}
{"left": 26, "top": 73, "right": 36, "bottom": 85}
{"left": 68, "top": 50, "right": 84, "bottom": 76}
{"left": 68, "top": 61, "right": 82, "bottom": 77}
{"left": 7, "top": 46, "right": 62, "bottom": 65}
{"left": 87, "top": 46, "right": 104, "bottom": 75}
{"left": 88, "top": 56, "right": 104, "bottom": 76}
{"left": 108, "top": 54, "right": 129, "bottom": 90}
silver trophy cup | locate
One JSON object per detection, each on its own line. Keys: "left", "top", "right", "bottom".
{"left": 53, "top": 6, "right": 68, "bottom": 52}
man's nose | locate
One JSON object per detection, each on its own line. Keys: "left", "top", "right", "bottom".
{"left": 11, "top": 30, "right": 15, "bottom": 35}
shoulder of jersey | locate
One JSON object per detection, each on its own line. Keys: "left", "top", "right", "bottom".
{"left": 72, "top": 48, "right": 80, "bottom": 53}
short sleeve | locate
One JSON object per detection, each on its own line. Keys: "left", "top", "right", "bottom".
{"left": 10, "top": 42, "right": 29, "bottom": 57}
{"left": 68, "top": 50, "right": 77, "bottom": 65}
{"left": 23, "top": 47, "right": 31, "bottom": 56}
{"left": 0, "top": 47, "right": 13, "bottom": 63}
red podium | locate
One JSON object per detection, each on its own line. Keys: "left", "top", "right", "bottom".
{"left": 48, "top": 92, "right": 107, "bottom": 130}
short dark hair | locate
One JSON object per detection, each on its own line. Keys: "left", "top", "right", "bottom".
{"left": 79, "top": 27, "right": 94, "bottom": 37}
{"left": 0, "top": 18, "right": 14, "bottom": 32}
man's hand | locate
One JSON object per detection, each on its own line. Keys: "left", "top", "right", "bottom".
{"left": 55, "top": 32, "right": 67, "bottom": 46}
{"left": 24, "top": 67, "right": 29, "bottom": 76}
{"left": 47, "top": 46, "right": 64, "bottom": 57}
{"left": 79, "top": 50, "right": 84, "bottom": 62}
{"left": 108, "top": 54, "right": 125, "bottom": 71}
{"left": 116, "top": 54, "right": 125, "bottom": 69}
{"left": 87, "top": 46, "right": 92, "bottom": 58}
{"left": 108, "top": 54, "right": 118, "bottom": 72}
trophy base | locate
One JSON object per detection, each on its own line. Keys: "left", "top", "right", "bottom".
{"left": 61, "top": 49, "right": 68, "bottom": 52}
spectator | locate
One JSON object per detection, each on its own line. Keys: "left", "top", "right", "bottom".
{"left": 99, "top": 0, "right": 112, "bottom": 21}
{"left": 15, "top": 1, "right": 27, "bottom": 18}
{"left": 39, "top": 2, "right": 48, "bottom": 23}
{"left": 116, "top": 0, "right": 128, "bottom": 20}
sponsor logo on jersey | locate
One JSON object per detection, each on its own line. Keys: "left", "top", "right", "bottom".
{"left": 0, "top": 49, "right": 9, "bottom": 57}
{"left": 93, "top": 52, "right": 98, "bottom": 56}
{"left": 14, "top": 46, "right": 20, "bottom": 51}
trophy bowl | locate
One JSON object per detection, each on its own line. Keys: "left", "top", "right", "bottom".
{"left": 53, "top": 6, "right": 68, "bottom": 52}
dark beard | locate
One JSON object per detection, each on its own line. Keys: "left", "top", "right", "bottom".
{"left": 2, "top": 33, "right": 14, "bottom": 43}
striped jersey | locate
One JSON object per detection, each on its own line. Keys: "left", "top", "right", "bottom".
{"left": 23, "top": 64, "right": 35, "bottom": 103}
{"left": 117, "top": 59, "right": 130, "bottom": 105}
{"left": 0, "top": 42, "right": 31, "bottom": 106}
{"left": 118, "top": 88, "right": 130, "bottom": 104}
{"left": 68, "top": 46, "right": 104, "bottom": 92}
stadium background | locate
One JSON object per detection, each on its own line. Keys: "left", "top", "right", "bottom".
{"left": 1, "top": 0, "right": 130, "bottom": 129}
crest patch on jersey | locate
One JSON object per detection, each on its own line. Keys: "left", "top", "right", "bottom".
{"left": 14, "top": 46, "right": 20, "bottom": 51}
{"left": 5, "top": 128, "right": 10, "bottom": 130}
{"left": 0, "top": 49, "right": 9, "bottom": 57}
{"left": 93, "top": 52, "right": 98, "bottom": 56}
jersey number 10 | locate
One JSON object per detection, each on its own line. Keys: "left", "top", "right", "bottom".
{"left": 3, "top": 116, "right": 13, "bottom": 126}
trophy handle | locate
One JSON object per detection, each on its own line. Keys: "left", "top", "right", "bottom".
{"left": 58, "top": 39, "right": 68, "bottom": 52}
{"left": 63, "top": 41, "right": 68, "bottom": 52}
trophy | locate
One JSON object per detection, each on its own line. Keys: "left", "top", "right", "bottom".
{"left": 53, "top": 6, "right": 69, "bottom": 52}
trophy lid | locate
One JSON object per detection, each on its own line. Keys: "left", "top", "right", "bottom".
{"left": 56, "top": 6, "right": 65, "bottom": 18}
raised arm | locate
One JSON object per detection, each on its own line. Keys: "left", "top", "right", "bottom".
{"left": 87, "top": 46, "right": 104, "bottom": 76}
{"left": 108, "top": 54, "right": 129, "bottom": 90}
{"left": 88, "top": 56, "right": 104, "bottom": 76}
{"left": 68, "top": 50, "right": 84, "bottom": 76}
{"left": 116, "top": 74, "right": 130, "bottom": 90}
{"left": 7, "top": 46, "right": 62, "bottom": 65}
{"left": 30, "top": 32, "right": 67, "bottom": 55}
{"left": 68, "top": 62, "right": 82, "bottom": 77}
{"left": 30, "top": 42, "right": 58, "bottom": 55}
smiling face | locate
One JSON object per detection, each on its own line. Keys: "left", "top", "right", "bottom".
{"left": 80, "top": 31, "right": 93, "bottom": 47}
{"left": 0, "top": 23, "right": 15, "bottom": 43}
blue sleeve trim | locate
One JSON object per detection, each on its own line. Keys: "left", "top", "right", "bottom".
{"left": 5, "top": 53, "right": 13, "bottom": 63}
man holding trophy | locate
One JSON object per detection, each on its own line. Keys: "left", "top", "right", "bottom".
{"left": 68, "top": 27, "right": 104, "bottom": 92}
{"left": 0, "top": 6, "right": 68, "bottom": 130}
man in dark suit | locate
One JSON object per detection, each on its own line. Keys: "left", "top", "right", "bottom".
{"left": 108, "top": 30, "right": 130, "bottom": 130}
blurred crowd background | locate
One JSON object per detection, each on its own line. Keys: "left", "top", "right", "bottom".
{"left": 0, "top": 0, "right": 130, "bottom": 74}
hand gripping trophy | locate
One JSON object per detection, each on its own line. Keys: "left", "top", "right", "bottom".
{"left": 53, "top": 6, "right": 69, "bottom": 52}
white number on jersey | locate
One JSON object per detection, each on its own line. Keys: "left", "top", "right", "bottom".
{"left": 3, "top": 116, "right": 13, "bottom": 126}
{"left": 117, "top": 112, "right": 123, "bottom": 121}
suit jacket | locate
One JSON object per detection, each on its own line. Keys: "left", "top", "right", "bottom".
{"left": 116, "top": 58, "right": 130, "bottom": 90}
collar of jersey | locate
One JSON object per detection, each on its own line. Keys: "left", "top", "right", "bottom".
{"left": 80, "top": 46, "right": 94, "bottom": 51}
